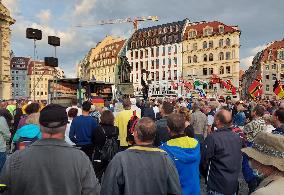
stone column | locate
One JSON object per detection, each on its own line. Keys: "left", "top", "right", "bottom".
{"left": 0, "top": 2, "right": 15, "bottom": 100}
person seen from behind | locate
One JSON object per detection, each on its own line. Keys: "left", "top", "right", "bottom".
{"left": 160, "top": 113, "right": 200, "bottom": 195}
{"left": 0, "top": 109, "right": 11, "bottom": 172}
{"left": 101, "top": 117, "right": 181, "bottom": 195}
{"left": 65, "top": 108, "right": 78, "bottom": 145}
{"left": 178, "top": 107, "right": 194, "bottom": 138}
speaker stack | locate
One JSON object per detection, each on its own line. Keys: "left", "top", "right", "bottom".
{"left": 44, "top": 57, "right": 58, "bottom": 67}
{"left": 26, "top": 28, "right": 42, "bottom": 40}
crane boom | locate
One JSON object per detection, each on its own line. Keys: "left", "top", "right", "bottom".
{"left": 75, "top": 16, "right": 159, "bottom": 31}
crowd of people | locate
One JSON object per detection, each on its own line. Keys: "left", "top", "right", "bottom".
{"left": 0, "top": 96, "right": 283, "bottom": 195}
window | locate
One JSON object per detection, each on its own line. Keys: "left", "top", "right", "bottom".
{"left": 203, "top": 68, "right": 208, "bottom": 75}
{"left": 278, "top": 51, "right": 284, "bottom": 60}
{"left": 209, "top": 53, "right": 213, "bottom": 61}
{"left": 189, "top": 30, "right": 197, "bottom": 38}
{"left": 226, "top": 52, "right": 231, "bottom": 60}
{"left": 156, "top": 71, "right": 159, "bottom": 80}
{"left": 219, "top": 39, "right": 223, "bottom": 47}
{"left": 136, "top": 62, "right": 138, "bottom": 71}
{"left": 209, "top": 41, "right": 213, "bottom": 48}
{"left": 174, "top": 45, "right": 177, "bottom": 53}
{"left": 145, "top": 49, "right": 148, "bottom": 58}
{"left": 188, "top": 56, "right": 191, "bottom": 63}
{"left": 265, "top": 65, "right": 269, "bottom": 70}
{"left": 140, "top": 50, "right": 143, "bottom": 59}
{"left": 266, "top": 74, "right": 270, "bottom": 80}
{"left": 168, "top": 58, "right": 171, "bottom": 66}
{"left": 281, "top": 64, "right": 284, "bottom": 69}
{"left": 220, "top": 66, "right": 224, "bottom": 74}
{"left": 266, "top": 85, "right": 270, "bottom": 91}
{"left": 156, "top": 47, "right": 159, "bottom": 56}
{"left": 146, "top": 61, "right": 149, "bottom": 69}
{"left": 168, "top": 70, "right": 171, "bottom": 80}
{"left": 193, "top": 43, "right": 197, "bottom": 51}
{"left": 163, "top": 71, "right": 165, "bottom": 80}
{"left": 151, "top": 60, "right": 154, "bottom": 69}
{"left": 193, "top": 55, "right": 198, "bottom": 63}
{"left": 226, "top": 66, "right": 231, "bottom": 74}
{"left": 151, "top": 48, "right": 154, "bottom": 57}
{"left": 162, "top": 46, "right": 165, "bottom": 55}
{"left": 281, "top": 74, "right": 284, "bottom": 80}
{"left": 272, "top": 74, "right": 276, "bottom": 80}
{"left": 156, "top": 59, "right": 159, "bottom": 69}
{"left": 168, "top": 46, "right": 171, "bottom": 54}
{"left": 12, "top": 77, "right": 14, "bottom": 80}
{"left": 203, "top": 41, "right": 207, "bottom": 49}
{"left": 163, "top": 59, "right": 165, "bottom": 65}
{"left": 173, "top": 57, "right": 177, "bottom": 65}
{"left": 203, "top": 27, "right": 213, "bottom": 36}
{"left": 209, "top": 68, "right": 214, "bottom": 74}
{"left": 16, "top": 84, "right": 18, "bottom": 88}
{"left": 272, "top": 64, "right": 276, "bottom": 69}
{"left": 140, "top": 62, "right": 144, "bottom": 70}
{"left": 219, "top": 52, "right": 224, "bottom": 60}
{"left": 135, "top": 51, "right": 138, "bottom": 59}
{"left": 226, "top": 38, "right": 231, "bottom": 46}
{"left": 204, "top": 54, "right": 208, "bottom": 62}
{"left": 219, "top": 26, "right": 224, "bottom": 34}
{"left": 174, "top": 70, "right": 177, "bottom": 80}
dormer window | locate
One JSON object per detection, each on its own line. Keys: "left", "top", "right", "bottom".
{"left": 219, "top": 25, "right": 224, "bottom": 34}
{"left": 203, "top": 27, "right": 213, "bottom": 36}
{"left": 188, "top": 30, "right": 197, "bottom": 38}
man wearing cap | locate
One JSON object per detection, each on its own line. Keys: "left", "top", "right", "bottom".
{"left": 271, "top": 108, "right": 284, "bottom": 135}
{"left": 0, "top": 104, "right": 100, "bottom": 195}
{"left": 242, "top": 132, "right": 284, "bottom": 194}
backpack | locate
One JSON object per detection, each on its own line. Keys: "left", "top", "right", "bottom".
{"left": 126, "top": 111, "right": 139, "bottom": 145}
{"left": 100, "top": 127, "right": 119, "bottom": 162}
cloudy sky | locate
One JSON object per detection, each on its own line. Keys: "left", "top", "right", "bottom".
{"left": 2, "top": 0, "right": 284, "bottom": 77}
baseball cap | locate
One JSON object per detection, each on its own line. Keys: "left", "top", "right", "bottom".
{"left": 39, "top": 104, "right": 68, "bottom": 128}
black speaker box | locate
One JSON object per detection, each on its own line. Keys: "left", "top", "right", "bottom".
{"left": 26, "top": 28, "right": 42, "bottom": 40}
{"left": 48, "top": 36, "right": 60, "bottom": 46}
{"left": 44, "top": 57, "right": 58, "bottom": 67}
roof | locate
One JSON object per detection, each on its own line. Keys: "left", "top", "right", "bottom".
{"left": 183, "top": 21, "right": 239, "bottom": 40}
{"left": 260, "top": 40, "right": 284, "bottom": 62}
{"left": 11, "top": 57, "right": 31, "bottom": 70}
{"left": 128, "top": 19, "right": 187, "bottom": 49}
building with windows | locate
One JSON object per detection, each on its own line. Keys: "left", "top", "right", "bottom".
{"left": 0, "top": 3, "right": 15, "bottom": 100}
{"left": 241, "top": 39, "right": 284, "bottom": 99}
{"left": 88, "top": 36, "right": 126, "bottom": 83}
{"left": 55, "top": 67, "right": 65, "bottom": 79}
{"left": 11, "top": 57, "right": 31, "bottom": 99}
{"left": 182, "top": 21, "right": 240, "bottom": 97}
{"left": 126, "top": 19, "right": 188, "bottom": 95}
{"left": 27, "top": 60, "right": 56, "bottom": 101}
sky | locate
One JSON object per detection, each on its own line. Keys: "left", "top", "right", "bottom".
{"left": 2, "top": 0, "right": 284, "bottom": 77}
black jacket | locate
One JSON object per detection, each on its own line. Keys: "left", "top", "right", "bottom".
{"left": 154, "top": 117, "right": 170, "bottom": 146}
{"left": 143, "top": 107, "right": 156, "bottom": 121}
{"left": 201, "top": 126, "right": 242, "bottom": 195}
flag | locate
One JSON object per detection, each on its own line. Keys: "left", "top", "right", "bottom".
{"left": 248, "top": 75, "right": 263, "bottom": 99}
{"left": 226, "top": 80, "right": 237, "bottom": 95}
{"left": 184, "top": 81, "right": 193, "bottom": 90}
{"left": 193, "top": 80, "right": 203, "bottom": 88}
{"left": 211, "top": 74, "right": 222, "bottom": 84}
{"left": 273, "top": 79, "right": 284, "bottom": 98}
{"left": 196, "top": 88, "right": 206, "bottom": 97}
{"left": 171, "top": 81, "right": 178, "bottom": 90}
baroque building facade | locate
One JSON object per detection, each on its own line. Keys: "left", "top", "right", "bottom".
{"left": 241, "top": 39, "right": 284, "bottom": 99}
{"left": 182, "top": 21, "right": 240, "bottom": 97}
{"left": 0, "top": 2, "right": 15, "bottom": 100}
{"left": 126, "top": 19, "right": 188, "bottom": 96}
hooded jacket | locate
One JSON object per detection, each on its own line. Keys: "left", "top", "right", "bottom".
{"left": 160, "top": 135, "right": 200, "bottom": 195}
{"left": 13, "top": 124, "right": 41, "bottom": 142}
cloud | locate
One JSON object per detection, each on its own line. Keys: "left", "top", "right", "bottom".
{"left": 37, "top": 9, "right": 51, "bottom": 23}
{"left": 2, "top": 0, "right": 19, "bottom": 17}
{"left": 240, "top": 44, "right": 268, "bottom": 70}
{"left": 74, "top": 0, "right": 97, "bottom": 16}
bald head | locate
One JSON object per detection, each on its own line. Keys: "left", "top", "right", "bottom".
{"left": 134, "top": 117, "right": 157, "bottom": 143}
{"left": 214, "top": 109, "right": 232, "bottom": 128}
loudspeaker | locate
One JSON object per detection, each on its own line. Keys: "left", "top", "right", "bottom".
{"left": 44, "top": 57, "right": 58, "bottom": 67}
{"left": 48, "top": 36, "right": 60, "bottom": 46}
{"left": 26, "top": 28, "right": 42, "bottom": 40}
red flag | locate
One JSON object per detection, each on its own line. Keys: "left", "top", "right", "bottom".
{"left": 211, "top": 74, "right": 222, "bottom": 84}
{"left": 248, "top": 75, "right": 263, "bottom": 99}
{"left": 226, "top": 80, "right": 237, "bottom": 95}
{"left": 184, "top": 81, "right": 193, "bottom": 90}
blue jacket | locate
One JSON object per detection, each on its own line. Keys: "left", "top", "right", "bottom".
{"left": 160, "top": 135, "right": 200, "bottom": 195}
{"left": 69, "top": 115, "right": 98, "bottom": 146}
{"left": 13, "top": 124, "right": 41, "bottom": 142}
{"left": 233, "top": 111, "right": 246, "bottom": 126}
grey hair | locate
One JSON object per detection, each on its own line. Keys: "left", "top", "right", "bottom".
{"left": 40, "top": 122, "right": 67, "bottom": 134}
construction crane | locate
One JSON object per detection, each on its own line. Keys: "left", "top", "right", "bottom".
{"left": 75, "top": 16, "right": 159, "bottom": 31}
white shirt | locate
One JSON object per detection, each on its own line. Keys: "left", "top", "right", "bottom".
{"left": 66, "top": 106, "right": 82, "bottom": 116}
{"left": 65, "top": 119, "right": 75, "bottom": 146}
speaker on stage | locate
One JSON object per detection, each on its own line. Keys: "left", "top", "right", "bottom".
{"left": 48, "top": 36, "right": 60, "bottom": 47}
{"left": 44, "top": 57, "right": 58, "bottom": 67}
{"left": 26, "top": 28, "right": 42, "bottom": 40}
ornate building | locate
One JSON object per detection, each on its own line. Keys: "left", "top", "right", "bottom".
{"left": 0, "top": 2, "right": 15, "bottom": 100}
{"left": 241, "top": 39, "right": 284, "bottom": 99}
{"left": 182, "top": 21, "right": 240, "bottom": 97}
{"left": 89, "top": 36, "right": 126, "bottom": 83}
{"left": 126, "top": 19, "right": 188, "bottom": 96}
